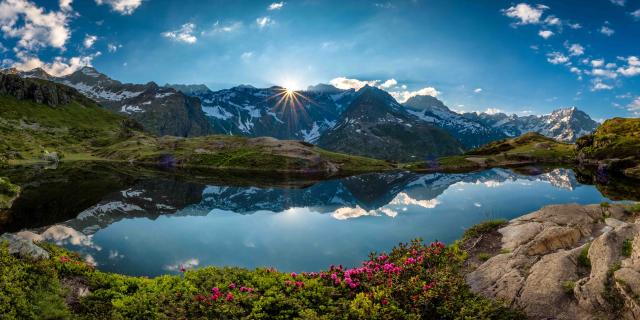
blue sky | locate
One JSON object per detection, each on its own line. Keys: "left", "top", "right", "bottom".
{"left": 0, "top": 0, "right": 639, "bottom": 120}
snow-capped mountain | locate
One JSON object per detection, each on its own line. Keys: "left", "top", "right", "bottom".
{"left": 402, "top": 95, "right": 508, "bottom": 149}
{"left": 463, "top": 107, "right": 598, "bottom": 142}
{"left": 317, "top": 85, "right": 464, "bottom": 161}
{"left": 170, "top": 83, "right": 358, "bottom": 142}
{"left": 12, "top": 67, "right": 214, "bottom": 137}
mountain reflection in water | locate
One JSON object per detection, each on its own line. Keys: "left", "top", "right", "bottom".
{"left": 1, "top": 164, "right": 634, "bottom": 276}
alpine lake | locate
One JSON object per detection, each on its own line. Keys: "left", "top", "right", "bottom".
{"left": 0, "top": 162, "right": 638, "bottom": 277}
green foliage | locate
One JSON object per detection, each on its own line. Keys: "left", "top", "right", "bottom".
{"left": 561, "top": 281, "right": 576, "bottom": 295}
{"left": 462, "top": 219, "right": 508, "bottom": 241}
{"left": 622, "top": 239, "right": 633, "bottom": 258}
{"left": 477, "top": 253, "right": 492, "bottom": 262}
{"left": 1, "top": 240, "right": 523, "bottom": 319}
{"left": 578, "top": 244, "right": 591, "bottom": 269}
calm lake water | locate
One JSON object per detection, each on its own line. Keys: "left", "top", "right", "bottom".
{"left": 0, "top": 163, "right": 633, "bottom": 276}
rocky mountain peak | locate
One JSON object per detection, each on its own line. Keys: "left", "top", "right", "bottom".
{"left": 164, "top": 83, "right": 211, "bottom": 96}
{"left": 306, "top": 83, "right": 342, "bottom": 93}
{"left": 403, "top": 95, "right": 449, "bottom": 113}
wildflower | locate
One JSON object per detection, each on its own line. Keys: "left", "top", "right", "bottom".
{"left": 211, "top": 287, "right": 220, "bottom": 294}
{"left": 284, "top": 280, "right": 292, "bottom": 286}
{"left": 179, "top": 265, "right": 186, "bottom": 273}
{"left": 225, "top": 292, "right": 234, "bottom": 301}
{"left": 290, "top": 272, "right": 297, "bottom": 278}
{"left": 295, "top": 281, "right": 304, "bottom": 288}
{"left": 381, "top": 298, "right": 389, "bottom": 305}
{"left": 228, "top": 283, "right": 236, "bottom": 289}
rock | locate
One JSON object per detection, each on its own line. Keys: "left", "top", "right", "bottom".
{"left": 465, "top": 203, "right": 640, "bottom": 319}
{"left": 0, "top": 234, "right": 50, "bottom": 260}
{"left": 41, "top": 151, "right": 60, "bottom": 163}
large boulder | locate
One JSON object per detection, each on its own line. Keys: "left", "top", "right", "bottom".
{"left": 465, "top": 203, "right": 640, "bottom": 319}
{"left": 0, "top": 234, "right": 50, "bottom": 260}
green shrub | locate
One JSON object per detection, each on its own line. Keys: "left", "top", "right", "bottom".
{"left": 578, "top": 244, "right": 591, "bottom": 269}
{"left": 1, "top": 240, "right": 524, "bottom": 319}
{"left": 561, "top": 281, "right": 576, "bottom": 295}
{"left": 463, "top": 219, "right": 508, "bottom": 241}
{"left": 622, "top": 239, "right": 633, "bottom": 258}
{"left": 478, "top": 252, "right": 492, "bottom": 261}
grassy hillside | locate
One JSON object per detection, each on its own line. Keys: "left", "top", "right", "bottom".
{"left": 96, "top": 133, "right": 393, "bottom": 173}
{"left": 577, "top": 118, "right": 640, "bottom": 179}
{"left": 0, "top": 94, "right": 130, "bottom": 162}
{"left": 404, "top": 132, "right": 576, "bottom": 171}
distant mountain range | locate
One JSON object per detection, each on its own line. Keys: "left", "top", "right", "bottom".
{"left": 1, "top": 67, "right": 600, "bottom": 160}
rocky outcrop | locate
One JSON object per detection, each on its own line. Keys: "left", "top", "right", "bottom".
{"left": 465, "top": 203, "right": 640, "bottom": 319}
{"left": 0, "top": 73, "right": 92, "bottom": 107}
{"left": 0, "top": 233, "right": 49, "bottom": 260}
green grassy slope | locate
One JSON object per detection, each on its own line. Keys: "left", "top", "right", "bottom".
{"left": 0, "top": 95, "right": 129, "bottom": 161}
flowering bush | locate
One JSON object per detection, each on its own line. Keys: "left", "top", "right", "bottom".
{"left": 0, "top": 239, "right": 523, "bottom": 319}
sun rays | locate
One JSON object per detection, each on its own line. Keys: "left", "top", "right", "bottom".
{"left": 266, "top": 87, "right": 316, "bottom": 129}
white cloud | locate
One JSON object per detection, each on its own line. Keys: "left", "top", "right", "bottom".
{"left": 567, "top": 43, "right": 584, "bottom": 56}
{"left": 567, "top": 22, "right": 582, "bottom": 29}
{"left": 267, "top": 1, "right": 284, "bottom": 10}
{"left": 570, "top": 67, "right": 581, "bottom": 74}
{"left": 591, "top": 59, "right": 605, "bottom": 67}
{"left": 502, "top": 3, "right": 546, "bottom": 25}
{"left": 240, "top": 51, "right": 253, "bottom": 61}
{"left": 538, "top": 30, "right": 554, "bottom": 39}
{"left": 0, "top": 0, "right": 71, "bottom": 50}
{"left": 546, "top": 52, "right": 569, "bottom": 64}
{"left": 206, "top": 21, "right": 242, "bottom": 34}
{"left": 600, "top": 25, "right": 615, "bottom": 36}
{"left": 59, "top": 0, "right": 72, "bottom": 11}
{"left": 592, "top": 68, "right": 618, "bottom": 79}
{"left": 107, "top": 43, "right": 121, "bottom": 53}
{"left": 591, "top": 78, "right": 613, "bottom": 91}
{"left": 11, "top": 51, "right": 97, "bottom": 76}
{"left": 609, "top": 0, "right": 626, "bottom": 6}
{"left": 617, "top": 56, "right": 640, "bottom": 76}
{"left": 95, "top": 0, "right": 142, "bottom": 15}
{"left": 543, "top": 15, "right": 561, "bottom": 26}
{"left": 379, "top": 78, "right": 397, "bottom": 89}
{"left": 164, "top": 258, "right": 199, "bottom": 272}
{"left": 83, "top": 34, "right": 97, "bottom": 48}
{"left": 329, "top": 77, "right": 380, "bottom": 90}
{"left": 256, "top": 16, "right": 273, "bottom": 28}
{"left": 162, "top": 23, "right": 197, "bottom": 44}
{"left": 632, "top": 9, "right": 640, "bottom": 19}
{"left": 389, "top": 87, "right": 440, "bottom": 103}
{"left": 627, "top": 97, "right": 640, "bottom": 115}
{"left": 474, "top": 88, "right": 483, "bottom": 93}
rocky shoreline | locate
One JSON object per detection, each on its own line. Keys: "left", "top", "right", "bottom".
{"left": 463, "top": 203, "right": 640, "bottom": 319}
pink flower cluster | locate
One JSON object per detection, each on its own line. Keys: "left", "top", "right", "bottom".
{"left": 198, "top": 283, "right": 256, "bottom": 304}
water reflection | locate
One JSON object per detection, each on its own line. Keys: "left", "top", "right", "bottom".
{"left": 1, "top": 164, "right": 636, "bottom": 276}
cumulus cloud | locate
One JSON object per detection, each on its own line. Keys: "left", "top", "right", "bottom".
{"left": 474, "top": 88, "right": 483, "bottom": 93}
{"left": 59, "top": 0, "right": 72, "bottom": 11}
{"left": 83, "top": 34, "right": 97, "bottom": 48}
{"left": 206, "top": 21, "right": 242, "bottom": 34}
{"left": 502, "top": 3, "right": 546, "bottom": 25}
{"left": 11, "top": 51, "right": 98, "bottom": 76}
{"left": 162, "top": 23, "right": 197, "bottom": 44}
{"left": 546, "top": 52, "right": 569, "bottom": 65}
{"left": 600, "top": 25, "right": 615, "bottom": 36}
{"left": 632, "top": 9, "right": 640, "bottom": 19}
{"left": 240, "top": 51, "right": 253, "bottom": 61}
{"left": 389, "top": 87, "right": 440, "bottom": 103}
{"left": 107, "top": 43, "right": 121, "bottom": 53}
{"left": 329, "top": 77, "right": 439, "bottom": 103}
{"left": 267, "top": 1, "right": 284, "bottom": 10}
{"left": 609, "top": 0, "right": 626, "bottom": 6}
{"left": 591, "top": 78, "right": 613, "bottom": 91}
{"left": 378, "top": 78, "right": 397, "bottom": 89}
{"left": 567, "top": 43, "right": 584, "bottom": 56}
{"left": 592, "top": 68, "right": 618, "bottom": 79}
{"left": 329, "top": 77, "right": 380, "bottom": 90}
{"left": 617, "top": 56, "right": 640, "bottom": 76}
{"left": 591, "top": 59, "right": 605, "bottom": 68}
{"left": 256, "top": 16, "right": 273, "bottom": 28}
{"left": 538, "top": 30, "right": 554, "bottom": 39}
{"left": 0, "top": 0, "right": 72, "bottom": 50}
{"left": 95, "top": 0, "right": 142, "bottom": 15}
{"left": 627, "top": 97, "right": 640, "bottom": 115}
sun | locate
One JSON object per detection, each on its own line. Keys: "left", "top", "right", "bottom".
{"left": 284, "top": 87, "right": 295, "bottom": 96}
